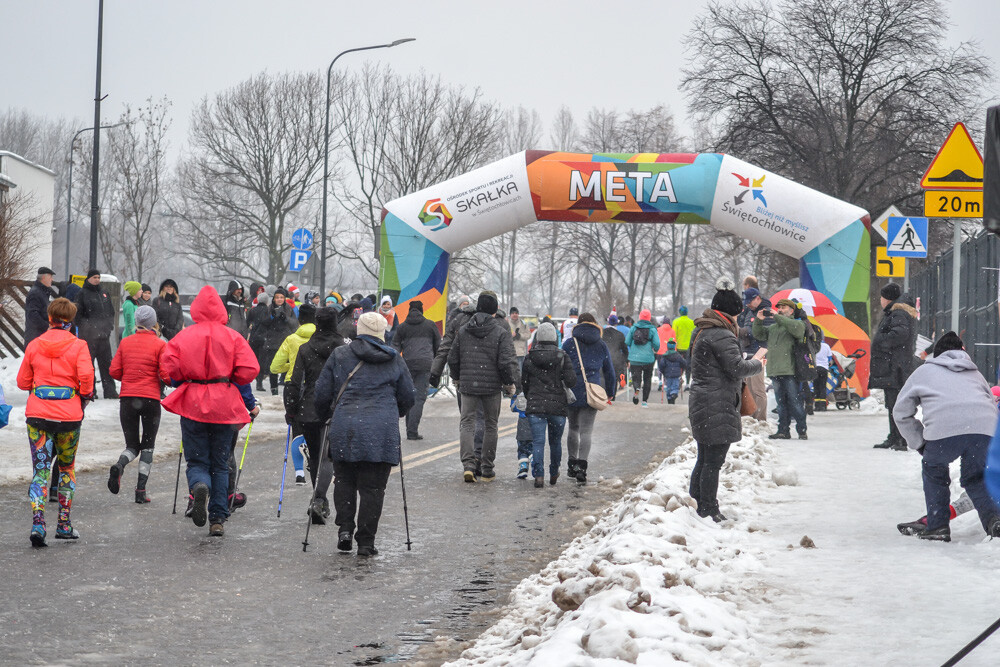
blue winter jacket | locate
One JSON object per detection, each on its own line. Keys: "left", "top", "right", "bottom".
{"left": 315, "top": 335, "right": 415, "bottom": 465}
{"left": 657, "top": 351, "right": 688, "bottom": 379}
{"left": 562, "top": 322, "right": 616, "bottom": 407}
{"left": 625, "top": 320, "right": 661, "bottom": 365}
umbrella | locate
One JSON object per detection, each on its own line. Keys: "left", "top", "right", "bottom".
{"left": 810, "top": 313, "right": 871, "bottom": 398}
{"left": 770, "top": 288, "right": 839, "bottom": 317}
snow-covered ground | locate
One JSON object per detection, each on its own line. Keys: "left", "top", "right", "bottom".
{"left": 442, "top": 409, "right": 1000, "bottom": 666}
{"left": 0, "top": 355, "right": 289, "bottom": 486}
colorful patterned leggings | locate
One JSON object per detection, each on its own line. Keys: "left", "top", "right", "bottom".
{"left": 28, "top": 426, "right": 80, "bottom": 528}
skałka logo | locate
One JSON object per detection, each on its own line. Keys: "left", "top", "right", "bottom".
{"left": 731, "top": 172, "right": 766, "bottom": 207}
{"left": 418, "top": 198, "right": 453, "bottom": 232}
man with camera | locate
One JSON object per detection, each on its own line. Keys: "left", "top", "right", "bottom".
{"left": 737, "top": 287, "right": 771, "bottom": 421}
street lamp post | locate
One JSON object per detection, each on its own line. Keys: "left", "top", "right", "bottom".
{"left": 65, "top": 122, "right": 124, "bottom": 276}
{"left": 88, "top": 0, "right": 106, "bottom": 272}
{"left": 319, "top": 38, "right": 415, "bottom": 294}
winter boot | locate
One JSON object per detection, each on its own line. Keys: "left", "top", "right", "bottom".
{"left": 190, "top": 483, "right": 209, "bottom": 527}
{"left": 549, "top": 471, "right": 559, "bottom": 486}
{"left": 534, "top": 477, "right": 544, "bottom": 488}
{"left": 464, "top": 470, "right": 477, "bottom": 483}
{"left": 107, "top": 464, "right": 123, "bottom": 494}
{"left": 309, "top": 498, "right": 327, "bottom": 525}
{"left": 357, "top": 545, "right": 378, "bottom": 557}
{"left": 917, "top": 526, "right": 951, "bottom": 542}
{"left": 768, "top": 432, "right": 791, "bottom": 440}
{"left": 134, "top": 489, "right": 151, "bottom": 504}
{"left": 517, "top": 459, "right": 529, "bottom": 479}
{"left": 337, "top": 531, "right": 353, "bottom": 552}
{"left": 898, "top": 517, "right": 928, "bottom": 536}
{"left": 576, "top": 460, "right": 588, "bottom": 485}
{"left": 567, "top": 459, "right": 580, "bottom": 479}
{"left": 135, "top": 450, "right": 153, "bottom": 496}
{"left": 668, "top": 398, "right": 676, "bottom": 404}
{"left": 873, "top": 438, "right": 894, "bottom": 449}
{"left": 890, "top": 440, "right": 908, "bottom": 452}
{"left": 209, "top": 523, "right": 225, "bottom": 537}
{"left": 30, "top": 524, "right": 47, "bottom": 548}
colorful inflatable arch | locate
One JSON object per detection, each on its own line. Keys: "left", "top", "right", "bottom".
{"left": 378, "top": 150, "right": 871, "bottom": 328}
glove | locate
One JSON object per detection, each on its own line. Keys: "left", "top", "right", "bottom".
{"left": 503, "top": 384, "right": 516, "bottom": 397}
{"left": 428, "top": 373, "right": 440, "bottom": 388}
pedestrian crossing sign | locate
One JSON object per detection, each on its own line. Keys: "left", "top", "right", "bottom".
{"left": 886, "top": 216, "right": 928, "bottom": 258}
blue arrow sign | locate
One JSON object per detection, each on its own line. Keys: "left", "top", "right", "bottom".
{"left": 289, "top": 249, "right": 312, "bottom": 272}
{"left": 291, "top": 228, "right": 313, "bottom": 251}
{"left": 886, "top": 217, "right": 928, "bottom": 259}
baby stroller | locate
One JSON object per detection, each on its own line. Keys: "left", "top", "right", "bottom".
{"left": 828, "top": 349, "right": 866, "bottom": 410}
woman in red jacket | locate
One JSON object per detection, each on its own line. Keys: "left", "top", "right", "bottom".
{"left": 16, "top": 298, "right": 95, "bottom": 547}
{"left": 108, "top": 305, "right": 171, "bottom": 503}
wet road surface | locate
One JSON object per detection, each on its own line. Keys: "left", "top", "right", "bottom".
{"left": 0, "top": 394, "right": 690, "bottom": 665}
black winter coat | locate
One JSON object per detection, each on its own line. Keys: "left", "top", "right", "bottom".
{"left": 521, "top": 341, "right": 577, "bottom": 416}
{"left": 74, "top": 282, "right": 115, "bottom": 341}
{"left": 868, "top": 298, "right": 918, "bottom": 389}
{"left": 284, "top": 328, "right": 345, "bottom": 424}
{"left": 315, "top": 336, "right": 415, "bottom": 465}
{"left": 431, "top": 304, "right": 476, "bottom": 377}
{"left": 152, "top": 294, "right": 184, "bottom": 340}
{"left": 24, "top": 280, "right": 55, "bottom": 346}
{"left": 601, "top": 326, "right": 629, "bottom": 383}
{"left": 688, "top": 310, "right": 763, "bottom": 445}
{"left": 259, "top": 302, "right": 298, "bottom": 351}
{"left": 224, "top": 280, "right": 248, "bottom": 338}
{"left": 448, "top": 311, "right": 519, "bottom": 395}
{"left": 737, "top": 298, "right": 772, "bottom": 355}
{"left": 562, "top": 322, "right": 617, "bottom": 407}
{"left": 246, "top": 303, "right": 269, "bottom": 349}
{"left": 392, "top": 309, "right": 441, "bottom": 373}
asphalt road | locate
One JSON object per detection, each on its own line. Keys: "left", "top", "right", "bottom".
{"left": 0, "top": 391, "right": 691, "bottom": 666}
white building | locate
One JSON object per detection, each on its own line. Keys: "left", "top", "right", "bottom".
{"left": 0, "top": 150, "right": 55, "bottom": 278}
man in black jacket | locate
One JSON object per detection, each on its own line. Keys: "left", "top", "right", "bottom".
{"left": 737, "top": 287, "right": 772, "bottom": 421}
{"left": 448, "top": 291, "right": 518, "bottom": 482}
{"left": 224, "top": 280, "right": 248, "bottom": 338}
{"left": 392, "top": 300, "right": 441, "bottom": 440}
{"left": 868, "top": 283, "right": 918, "bottom": 450}
{"left": 74, "top": 269, "right": 118, "bottom": 398}
{"left": 23, "top": 266, "right": 57, "bottom": 346}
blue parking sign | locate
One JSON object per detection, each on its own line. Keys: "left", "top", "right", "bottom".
{"left": 289, "top": 249, "right": 311, "bottom": 272}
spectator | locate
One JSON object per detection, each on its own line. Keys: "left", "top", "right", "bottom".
{"left": 753, "top": 298, "right": 807, "bottom": 439}
{"left": 139, "top": 284, "right": 153, "bottom": 307}
{"left": 23, "top": 266, "right": 57, "bottom": 347}
{"left": 869, "top": 283, "right": 918, "bottom": 450}
{"left": 122, "top": 281, "right": 142, "bottom": 338}
{"left": 737, "top": 287, "right": 772, "bottom": 421}
{"left": 259, "top": 290, "right": 298, "bottom": 396}
{"left": 509, "top": 306, "right": 530, "bottom": 369}
{"left": 625, "top": 309, "right": 661, "bottom": 407}
{"left": 247, "top": 291, "right": 271, "bottom": 392}
{"left": 151, "top": 279, "right": 184, "bottom": 341}
{"left": 392, "top": 299, "right": 441, "bottom": 441}
{"left": 74, "top": 270, "right": 118, "bottom": 399}
{"left": 224, "top": 280, "right": 248, "bottom": 338}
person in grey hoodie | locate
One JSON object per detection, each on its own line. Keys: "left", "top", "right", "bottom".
{"left": 893, "top": 332, "right": 1000, "bottom": 541}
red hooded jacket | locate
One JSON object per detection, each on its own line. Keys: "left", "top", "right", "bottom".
{"left": 110, "top": 329, "right": 170, "bottom": 400}
{"left": 161, "top": 286, "right": 260, "bottom": 424}
{"left": 17, "top": 328, "right": 95, "bottom": 422}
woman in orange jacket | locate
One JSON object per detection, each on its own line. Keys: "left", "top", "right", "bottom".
{"left": 16, "top": 298, "right": 95, "bottom": 547}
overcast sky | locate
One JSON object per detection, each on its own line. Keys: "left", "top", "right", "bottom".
{"left": 3, "top": 0, "right": 998, "bottom": 158}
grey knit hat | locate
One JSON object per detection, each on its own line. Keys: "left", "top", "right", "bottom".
{"left": 536, "top": 321, "right": 557, "bottom": 343}
{"left": 135, "top": 305, "right": 157, "bottom": 330}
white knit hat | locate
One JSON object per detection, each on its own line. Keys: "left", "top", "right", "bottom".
{"left": 357, "top": 312, "right": 387, "bottom": 341}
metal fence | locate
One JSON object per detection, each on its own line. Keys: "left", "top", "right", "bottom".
{"left": 909, "top": 228, "right": 1000, "bottom": 383}
{"left": 0, "top": 280, "right": 32, "bottom": 359}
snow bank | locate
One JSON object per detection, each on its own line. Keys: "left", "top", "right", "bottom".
{"left": 445, "top": 419, "right": 782, "bottom": 666}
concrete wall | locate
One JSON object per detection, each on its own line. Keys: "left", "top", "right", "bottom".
{"left": 0, "top": 151, "right": 55, "bottom": 279}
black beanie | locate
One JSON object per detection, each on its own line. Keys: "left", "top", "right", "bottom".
{"left": 477, "top": 291, "right": 499, "bottom": 315}
{"left": 87, "top": 269, "right": 101, "bottom": 279}
{"left": 881, "top": 283, "right": 901, "bottom": 301}
{"left": 315, "top": 307, "right": 338, "bottom": 332}
{"left": 298, "top": 303, "right": 316, "bottom": 324}
{"left": 932, "top": 331, "right": 964, "bottom": 357}
{"left": 410, "top": 300, "right": 423, "bottom": 313}
{"left": 710, "top": 278, "right": 743, "bottom": 317}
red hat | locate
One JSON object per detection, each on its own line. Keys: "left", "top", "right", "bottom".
{"left": 639, "top": 309, "right": 652, "bottom": 322}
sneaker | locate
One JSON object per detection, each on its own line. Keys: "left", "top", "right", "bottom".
{"left": 917, "top": 526, "right": 951, "bottom": 542}
{"left": 357, "top": 545, "right": 378, "bottom": 557}
{"left": 641, "top": 402, "right": 648, "bottom": 408}
{"left": 309, "top": 498, "right": 327, "bottom": 525}
{"left": 898, "top": 517, "right": 928, "bottom": 536}
{"left": 108, "top": 464, "right": 122, "bottom": 494}
{"left": 479, "top": 473, "right": 496, "bottom": 483}
{"left": 633, "top": 396, "right": 639, "bottom": 405}
{"left": 184, "top": 494, "right": 194, "bottom": 518}
{"left": 549, "top": 472, "right": 559, "bottom": 486}
{"left": 55, "top": 524, "right": 80, "bottom": 539}
{"left": 768, "top": 432, "right": 791, "bottom": 440}
{"left": 134, "top": 489, "right": 151, "bottom": 504}
{"left": 517, "top": 459, "right": 529, "bottom": 479}
{"left": 30, "top": 525, "right": 47, "bottom": 548}
{"left": 191, "top": 483, "right": 209, "bottom": 527}
{"left": 464, "top": 470, "right": 476, "bottom": 483}
{"left": 534, "top": 477, "right": 544, "bottom": 488}
{"left": 337, "top": 532, "right": 353, "bottom": 551}
{"left": 229, "top": 492, "right": 247, "bottom": 510}
{"left": 295, "top": 473, "right": 306, "bottom": 486}
{"left": 209, "top": 523, "right": 225, "bottom": 537}
{"left": 798, "top": 432, "right": 808, "bottom": 440}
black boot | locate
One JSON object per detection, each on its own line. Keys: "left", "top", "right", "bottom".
{"left": 576, "top": 460, "right": 588, "bottom": 485}
{"left": 917, "top": 526, "right": 951, "bottom": 542}
{"left": 567, "top": 458, "right": 580, "bottom": 479}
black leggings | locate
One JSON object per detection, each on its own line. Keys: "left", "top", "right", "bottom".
{"left": 119, "top": 397, "right": 161, "bottom": 452}
{"left": 689, "top": 442, "right": 731, "bottom": 515}
{"left": 631, "top": 363, "right": 654, "bottom": 402}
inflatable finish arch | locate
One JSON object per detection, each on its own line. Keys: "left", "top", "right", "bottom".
{"left": 378, "top": 150, "right": 871, "bottom": 328}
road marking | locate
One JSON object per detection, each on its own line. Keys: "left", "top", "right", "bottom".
{"left": 393, "top": 423, "right": 518, "bottom": 474}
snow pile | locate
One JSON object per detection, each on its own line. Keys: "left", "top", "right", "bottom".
{"left": 445, "top": 419, "right": 782, "bottom": 666}
{"left": 858, "top": 388, "right": 887, "bottom": 415}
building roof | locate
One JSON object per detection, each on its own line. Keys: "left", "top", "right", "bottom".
{"left": 0, "top": 150, "right": 57, "bottom": 177}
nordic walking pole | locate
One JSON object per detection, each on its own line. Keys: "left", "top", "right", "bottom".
{"left": 229, "top": 421, "right": 253, "bottom": 511}
{"left": 277, "top": 424, "right": 292, "bottom": 518}
{"left": 171, "top": 441, "right": 183, "bottom": 515}
{"left": 399, "top": 440, "right": 413, "bottom": 551}
{"left": 303, "top": 421, "right": 331, "bottom": 553}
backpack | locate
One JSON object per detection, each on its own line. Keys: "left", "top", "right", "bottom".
{"left": 793, "top": 321, "right": 820, "bottom": 381}
{"left": 632, "top": 326, "right": 650, "bottom": 346}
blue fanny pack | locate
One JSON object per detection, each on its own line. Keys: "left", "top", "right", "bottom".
{"left": 33, "top": 386, "right": 76, "bottom": 400}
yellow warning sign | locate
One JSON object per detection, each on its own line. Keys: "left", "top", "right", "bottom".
{"left": 875, "top": 247, "right": 905, "bottom": 278}
{"left": 920, "top": 122, "right": 983, "bottom": 190}
{"left": 70, "top": 274, "right": 86, "bottom": 287}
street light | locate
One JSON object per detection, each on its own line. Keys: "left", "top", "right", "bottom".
{"left": 319, "top": 38, "right": 416, "bottom": 293}
{"left": 65, "top": 122, "right": 125, "bottom": 276}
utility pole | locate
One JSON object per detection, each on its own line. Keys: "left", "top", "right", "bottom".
{"left": 88, "top": 0, "right": 105, "bottom": 271}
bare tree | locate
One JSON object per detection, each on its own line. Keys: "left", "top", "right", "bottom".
{"left": 0, "top": 190, "right": 38, "bottom": 290}
{"left": 172, "top": 71, "right": 325, "bottom": 285}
